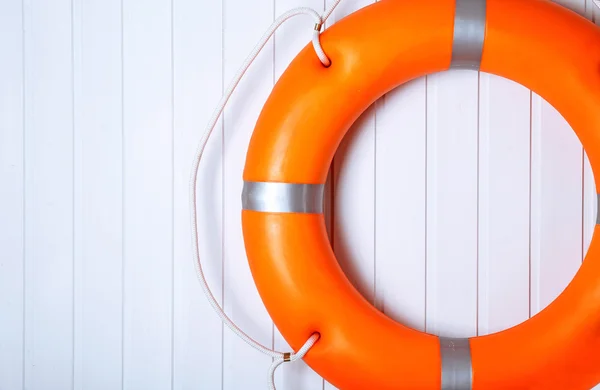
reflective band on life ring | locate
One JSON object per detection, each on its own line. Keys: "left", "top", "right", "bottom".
{"left": 441, "top": 338, "right": 472, "bottom": 390}
{"left": 451, "top": 0, "right": 486, "bottom": 69}
{"left": 241, "top": 0, "right": 600, "bottom": 389}
{"left": 242, "top": 181, "right": 325, "bottom": 214}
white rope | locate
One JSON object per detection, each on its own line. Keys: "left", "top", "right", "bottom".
{"left": 267, "top": 334, "right": 321, "bottom": 390}
{"left": 190, "top": 1, "right": 343, "bottom": 389}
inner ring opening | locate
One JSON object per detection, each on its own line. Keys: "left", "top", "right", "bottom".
{"left": 324, "top": 69, "right": 597, "bottom": 339}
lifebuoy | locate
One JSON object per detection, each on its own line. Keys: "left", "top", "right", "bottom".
{"left": 241, "top": 0, "right": 600, "bottom": 388}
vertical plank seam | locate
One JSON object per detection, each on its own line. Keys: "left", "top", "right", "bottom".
{"left": 220, "top": 0, "right": 226, "bottom": 388}
{"left": 373, "top": 0, "right": 378, "bottom": 313}
{"left": 477, "top": 74, "right": 485, "bottom": 335}
{"left": 170, "top": 0, "right": 175, "bottom": 388}
{"left": 581, "top": 146, "right": 586, "bottom": 263}
{"left": 370, "top": 0, "right": 376, "bottom": 308}
{"left": 373, "top": 95, "right": 377, "bottom": 310}
{"left": 475, "top": 71, "right": 481, "bottom": 336}
{"left": 424, "top": 75, "right": 428, "bottom": 333}
{"left": 120, "top": 0, "right": 126, "bottom": 387}
{"left": 528, "top": 90, "right": 533, "bottom": 319}
{"left": 21, "top": 0, "right": 27, "bottom": 388}
{"left": 71, "top": 0, "right": 77, "bottom": 387}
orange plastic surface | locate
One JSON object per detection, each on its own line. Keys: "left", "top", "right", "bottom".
{"left": 242, "top": 0, "right": 600, "bottom": 388}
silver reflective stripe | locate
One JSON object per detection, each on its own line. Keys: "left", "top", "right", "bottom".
{"left": 440, "top": 337, "right": 472, "bottom": 390}
{"left": 242, "top": 181, "right": 325, "bottom": 214}
{"left": 451, "top": 0, "right": 487, "bottom": 70}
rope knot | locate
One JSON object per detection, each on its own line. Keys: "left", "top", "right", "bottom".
{"left": 267, "top": 333, "right": 321, "bottom": 390}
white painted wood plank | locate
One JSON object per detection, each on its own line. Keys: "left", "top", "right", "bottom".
{"left": 72, "top": 0, "right": 123, "bottom": 388}
{"left": 530, "top": 94, "right": 583, "bottom": 314}
{"left": 271, "top": 0, "right": 325, "bottom": 388}
{"left": 222, "top": 1, "right": 274, "bottom": 388}
{"left": 173, "top": 0, "right": 223, "bottom": 389}
{"left": 0, "top": 1, "right": 24, "bottom": 389}
{"left": 477, "top": 74, "right": 530, "bottom": 335}
{"left": 23, "top": 0, "right": 74, "bottom": 388}
{"left": 375, "top": 79, "right": 427, "bottom": 331}
{"left": 426, "top": 70, "right": 478, "bottom": 338}
{"left": 122, "top": 0, "right": 173, "bottom": 388}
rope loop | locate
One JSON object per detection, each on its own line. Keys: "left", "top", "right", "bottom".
{"left": 190, "top": 1, "right": 343, "bottom": 389}
{"left": 267, "top": 333, "right": 320, "bottom": 390}
{"left": 309, "top": 13, "right": 330, "bottom": 67}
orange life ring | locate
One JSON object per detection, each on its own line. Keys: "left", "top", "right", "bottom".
{"left": 241, "top": 0, "right": 600, "bottom": 388}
